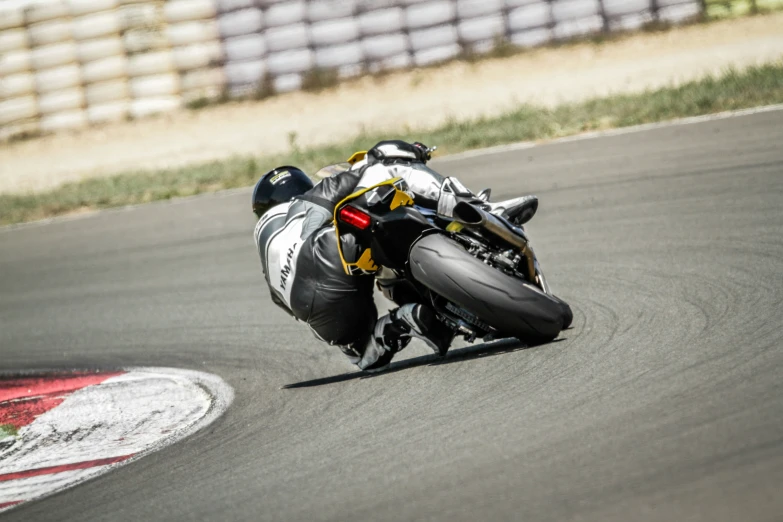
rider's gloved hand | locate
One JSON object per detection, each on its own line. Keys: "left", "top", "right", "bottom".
{"left": 410, "top": 142, "right": 432, "bottom": 163}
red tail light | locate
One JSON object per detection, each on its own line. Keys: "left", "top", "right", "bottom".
{"left": 339, "top": 205, "right": 372, "bottom": 230}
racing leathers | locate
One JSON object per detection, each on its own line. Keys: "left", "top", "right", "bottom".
{"left": 253, "top": 140, "right": 538, "bottom": 372}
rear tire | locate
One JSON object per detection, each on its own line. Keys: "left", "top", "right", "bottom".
{"left": 409, "top": 234, "right": 566, "bottom": 343}
{"left": 551, "top": 295, "right": 573, "bottom": 329}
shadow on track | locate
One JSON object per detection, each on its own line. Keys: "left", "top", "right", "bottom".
{"left": 282, "top": 337, "right": 565, "bottom": 389}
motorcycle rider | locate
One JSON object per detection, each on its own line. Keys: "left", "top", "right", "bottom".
{"left": 252, "top": 140, "right": 539, "bottom": 372}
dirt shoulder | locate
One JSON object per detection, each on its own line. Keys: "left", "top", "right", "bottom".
{"left": 2, "top": 13, "right": 782, "bottom": 195}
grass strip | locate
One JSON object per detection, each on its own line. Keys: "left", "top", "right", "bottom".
{"left": 0, "top": 424, "right": 18, "bottom": 438}
{"left": 706, "top": 0, "right": 783, "bottom": 19}
{"left": 2, "top": 61, "right": 782, "bottom": 226}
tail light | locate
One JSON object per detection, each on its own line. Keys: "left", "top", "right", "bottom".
{"left": 339, "top": 205, "right": 372, "bottom": 230}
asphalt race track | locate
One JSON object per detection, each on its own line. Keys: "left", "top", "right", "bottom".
{"left": 1, "top": 110, "right": 782, "bottom": 521}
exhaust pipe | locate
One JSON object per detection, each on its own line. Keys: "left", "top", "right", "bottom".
{"left": 452, "top": 202, "right": 528, "bottom": 250}
{"left": 452, "top": 201, "right": 537, "bottom": 281}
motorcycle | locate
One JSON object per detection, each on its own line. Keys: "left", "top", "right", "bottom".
{"left": 330, "top": 151, "right": 573, "bottom": 347}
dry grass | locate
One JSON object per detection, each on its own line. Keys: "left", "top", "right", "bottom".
{"left": 2, "top": 61, "right": 782, "bottom": 226}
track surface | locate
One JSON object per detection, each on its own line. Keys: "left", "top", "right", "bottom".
{"left": 1, "top": 111, "right": 782, "bottom": 521}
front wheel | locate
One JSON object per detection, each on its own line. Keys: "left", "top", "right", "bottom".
{"left": 408, "top": 234, "right": 567, "bottom": 343}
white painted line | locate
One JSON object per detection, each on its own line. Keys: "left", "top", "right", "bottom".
{"left": 2, "top": 103, "right": 782, "bottom": 233}
{"left": 0, "top": 468, "right": 105, "bottom": 505}
{"left": 434, "top": 104, "right": 783, "bottom": 163}
{"left": 0, "top": 368, "right": 234, "bottom": 513}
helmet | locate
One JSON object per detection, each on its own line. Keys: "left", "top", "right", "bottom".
{"left": 251, "top": 166, "right": 313, "bottom": 218}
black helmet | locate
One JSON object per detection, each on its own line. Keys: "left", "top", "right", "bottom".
{"left": 251, "top": 166, "right": 313, "bottom": 218}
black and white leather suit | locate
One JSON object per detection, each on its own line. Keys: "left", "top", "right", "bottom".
{"left": 254, "top": 141, "right": 536, "bottom": 371}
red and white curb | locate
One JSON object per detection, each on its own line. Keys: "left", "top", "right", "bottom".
{"left": 0, "top": 367, "right": 233, "bottom": 513}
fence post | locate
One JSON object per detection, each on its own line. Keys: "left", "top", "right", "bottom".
{"left": 650, "top": 0, "right": 660, "bottom": 23}
{"left": 597, "top": 0, "right": 610, "bottom": 33}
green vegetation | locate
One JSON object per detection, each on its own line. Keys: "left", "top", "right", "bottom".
{"left": 2, "top": 61, "right": 783, "bottom": 226}
{"left": 301, "top": 68, "right": 342, "bottom": 93}
{"left": 0, "top": 424, "right": 18, "bottom": 438}
{"left": 706, "top": 0, "right": 783, "bottom": 18}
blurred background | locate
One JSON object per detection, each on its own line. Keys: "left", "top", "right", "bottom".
{"left": 0, "top": 0, "right": 710, "bottom": 135}
{"left": 0, "top": 0, "right": 781, "bottom": 222}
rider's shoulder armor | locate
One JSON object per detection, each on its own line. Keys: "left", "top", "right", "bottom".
{"left": 297, "top": 169, "right": 363, "bottom": 212}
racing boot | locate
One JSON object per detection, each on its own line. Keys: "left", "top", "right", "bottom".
{"left": 392, "top": 303, "right": 453, "bottom": 357}
{"left": 357, "top": 309, "right": 414, "bottom": 373}
{"left": 358, "top": 304, "right": 453, "bottom": 373}
{"left": 488, "top": 195, "right": 538, "bottom": 226}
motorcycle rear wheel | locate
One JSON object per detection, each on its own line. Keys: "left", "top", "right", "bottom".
{"left": 409, "top": 233, "right": 568, "bottom": 343}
